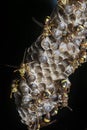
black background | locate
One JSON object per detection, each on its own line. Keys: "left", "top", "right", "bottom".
{"left": 0, "top": 0, "right": 87, "bottom": 130}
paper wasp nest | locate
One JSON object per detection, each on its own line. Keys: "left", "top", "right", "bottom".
{"left": 11, "top": 0, "right": 87, "bottom": 130}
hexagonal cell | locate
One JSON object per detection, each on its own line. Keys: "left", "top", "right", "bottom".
{"left": 43, "top": 69, "right": 51, "bottom": 77}
{"left": 41, "top": 37, "right": 51, "bottom": 50}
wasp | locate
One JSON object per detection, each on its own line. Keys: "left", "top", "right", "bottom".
{"left": 80, "top": 42, "right": 87, "bottom": 49}
{"left": 61, "top": 79, "right": 70, "bottom": 92}
{"left": 42, "top": 16, "right": 53, "bottom": 38}
{"left": 61, "top": 79, "right": 67, "bottom": 88}
{"left": 79, "top": 51, "right": 87, "bottom": 64}
{"left": 43, "top": 113, "right": 51, "bottom": 123}
{"left": 14, "top": 63, "right": 30, "bottom": 79}
{"left": 79, "top": 42, "right": 87, "bottom": 63}
{"left": 40, "top": 112, "right": 56, "bottom": 129}
{"left": 58, "top": 0, "right": 69, "bottom": 5}
{"left": 32, "top": 15, "right": 54, "bottom": 39}
{"left": 41, "top": 16, "right": 55, "bottom": 38}
{"left": 13, "top": 48, "right": 31, "bottom": 79}
{"left": 10, "top": 79, "right": 19, "bottom": 98}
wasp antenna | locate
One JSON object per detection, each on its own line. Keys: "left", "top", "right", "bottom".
{"left": 67, "top": 106, "right": 73, "bottom": 111}
{"left": 22, "top": 48, "right": 27, "bottom": 63}
{"left": 50, "top": 5, "right": 58, "bottom": 19}
{"left": 0, "top": 64, "right": 18, "bottom": 69}
{"left": 32, "top": 17, "right": 43, "bottom": 28}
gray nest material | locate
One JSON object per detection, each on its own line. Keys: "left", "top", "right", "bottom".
{"left": 11, "top": 0, "right": 87, "bottom": 130}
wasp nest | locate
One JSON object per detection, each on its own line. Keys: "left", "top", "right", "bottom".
{"left": 11, "top": 0, "right": 87, "bottom": 130}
